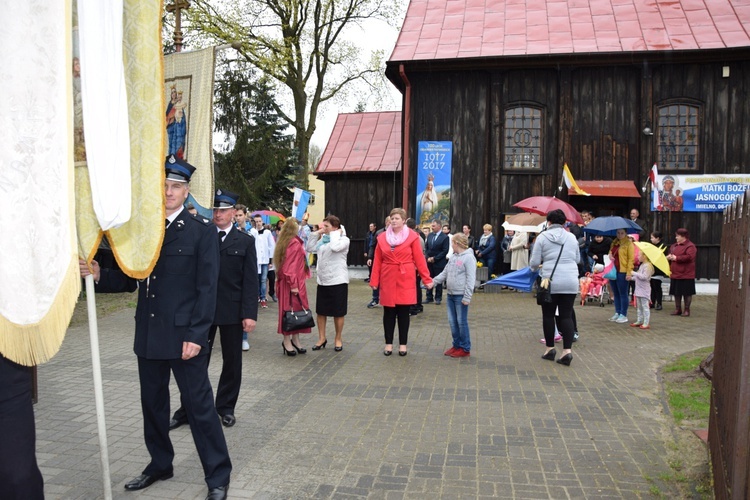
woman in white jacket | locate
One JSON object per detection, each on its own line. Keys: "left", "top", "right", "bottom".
{"left": 306, "top": 215, "right": 350, "bottom": 351}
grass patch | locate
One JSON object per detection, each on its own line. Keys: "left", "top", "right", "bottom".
{"left": 659, "top": 346, "right": 714, "bottom": 498}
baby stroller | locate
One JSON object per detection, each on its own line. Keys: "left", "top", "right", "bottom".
{"left": 580, "top": 264, "right": 610, "bottom": 307}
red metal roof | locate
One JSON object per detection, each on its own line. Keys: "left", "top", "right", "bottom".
{"left": 389, "top": 0, "right": 750, "bottom": 62}
{"left": 316, "top": 112, "right": 402, "bottom": 174}
{"left": 570, "top": 180, "right": 641, "bottom": 198}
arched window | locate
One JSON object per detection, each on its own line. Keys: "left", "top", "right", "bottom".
{"left": 656, "top": 103, "right": 700, "bottom": 171}
{"left": 504, "top": 106, "right": 542, "bottom": 170}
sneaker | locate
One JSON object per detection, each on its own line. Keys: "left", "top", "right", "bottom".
{"left": 608, "top": 313, "right": 619, "bottom": 322}
{"left": 260, "top": 300, "right": 268, "bottom": 308}
{"left": 573, "top": 332, "right": 579, "bottom": 342}
{"left": 242, "top": 340, "right": 250, "bottom": 351}
{"left": 629, "top": 322, "right": 642, "bottom": 327}
{"left": 450, "top": 349, "right": 470, "bottom": 357}
{"left": 367, "top": 300, "right": 379, "bottom": 308}
{"left": 444, "top": 347, "right": 458, "bottom": 356}
{"left": 615, "top": 315, "right": 629, "bottom": 323}
{"left": 639, "top": 324, "right": 651, "bottom": 330}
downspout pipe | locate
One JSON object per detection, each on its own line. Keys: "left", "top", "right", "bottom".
{"left": 399, "top": 64, "right": 411, "bottom": 211}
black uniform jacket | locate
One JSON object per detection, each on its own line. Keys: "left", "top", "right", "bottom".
{"left": 426, "top": 232, "right": 450, "bottom": 273}
{"left": 214, "top": 227, "right": 259, "bottom": 325}
{"left": 97, "top": 208, "right": 219, "bottom": 359}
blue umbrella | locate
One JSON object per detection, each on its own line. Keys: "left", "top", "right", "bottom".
{"left": 484, "top": 267, "right": 539, "bottom": 292}
{"left": 582, "top": 216, "right": 642, "bottom": 236}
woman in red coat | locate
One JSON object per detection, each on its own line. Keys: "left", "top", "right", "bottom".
{"left": 273, "top": 218, "right": 311, "bottom": 355}
{"left": 666, "top": 227, "right": 697, "bottom": 317}
{"left": 370, "top": 208, "right": 433, "bottom": 356}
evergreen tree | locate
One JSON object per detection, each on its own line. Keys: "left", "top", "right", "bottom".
{"left": 214, "top": 60, "right": 301, "bottom": 213}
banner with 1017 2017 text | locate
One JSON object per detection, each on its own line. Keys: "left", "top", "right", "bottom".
{"left": 415, "top": 141, "right": 452, "bottom": 226}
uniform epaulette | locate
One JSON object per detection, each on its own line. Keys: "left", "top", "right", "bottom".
{"left": 188, "top": 215, "right": 213, "bottom": 226}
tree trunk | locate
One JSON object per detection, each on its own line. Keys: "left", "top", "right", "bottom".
{"left": 699, "top": 351, "right": 713, "bottom": 380}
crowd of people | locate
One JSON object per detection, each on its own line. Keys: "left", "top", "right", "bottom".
{"left": 65, "top": 155, "right": 698, "bottom": 499}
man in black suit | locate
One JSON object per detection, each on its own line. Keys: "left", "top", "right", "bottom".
{"left": 81, "top": 156, "right": 231, "bottom": 500}
{"left": 424, "top": 220, "right": 450, "bottom": 305}
{"left": 0, "top": 355, "right": 44, "bottom": 500}
{"left": 170, "top": 189, "right": 258, "bottom": 430}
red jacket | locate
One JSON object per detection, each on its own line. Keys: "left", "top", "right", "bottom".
{"left": 668, "top": 239, "right": 697, "bottom": 279}
{"left": 370, "top": 230, "right": 432, "bottom": 307}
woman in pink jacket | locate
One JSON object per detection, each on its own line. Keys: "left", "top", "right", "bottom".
{"left": 274, "top": 218, "right": 311, "bottom": 355}
{"left": 370, "top": 208, "right": 433, "bottom": 356}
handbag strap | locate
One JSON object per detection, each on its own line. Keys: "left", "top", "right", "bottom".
{"left": 547, "top": 241, "right": 565, "bottom": 281}
{"left": 288, "top": 290, "right": 308, "bottom": 312}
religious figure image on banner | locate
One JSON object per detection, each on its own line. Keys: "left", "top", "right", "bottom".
{"left": 657, "top": 175, "right": 683, "bottom": 211}
{"left": 415, "top": 141, "right": 452, "bottom": 224}
{"left": 165, "top": 79, "right": 190, "bottom": 159}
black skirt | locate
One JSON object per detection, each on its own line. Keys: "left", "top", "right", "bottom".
{"left": 316, "top": 283, "right": 348, "bottom": 317}
{"left": 669, "top": 278, "right": 696, "bottom": 297}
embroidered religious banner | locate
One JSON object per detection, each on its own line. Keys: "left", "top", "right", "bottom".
{"left": 164, "top": 47, "right": 216, "bottom": 209}
{"left": 76, "top": 0, "right": 165, "bottom": 280}
{"left": 0, "top": 1, "right": 80, "bottom": 365}
{"left": 415, "top": 141, "right": 452, "bottom": 225}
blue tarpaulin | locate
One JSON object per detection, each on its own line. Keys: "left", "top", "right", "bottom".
{"left": 484, "top": 267, "right": 539, "bottom": 293}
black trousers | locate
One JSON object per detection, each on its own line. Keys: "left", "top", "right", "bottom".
{"left": 383, "top": 305, "right": 411, "bottom": 345}
{"left": 0, "top": 357, "right": 44, "bottom": 500}
{"left": 138, "top": 355, "right": 232, "bottom": 489}
{"left": 268, "top": 269, "right": 276, "bottom": 298}
{"left": 173, "top": 323, "right": 244, "bottom": 420}
{"left": 650, "top": 278, "right": 663, "bottom": 306}
{"left": 426, "top": 263, "right": 444, "bottom": 301}
{"left": 541, "top": 294, "right": 576, "bottom": 349}
{"left": 414, "top": 273, "right": 423, "bottom": 310}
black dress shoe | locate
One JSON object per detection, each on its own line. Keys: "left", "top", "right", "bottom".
{"left": 124, "top": 471, "right": 173, "bottom": 490}
{"left": 435, "top": 300, "right": 441, "bottom": 305}
{"left": 421, "top": 299, "right": 433, "bottom": 304}
{"left": 655, "top": 304, "right": 662, "bottom": 310}
{"left": 169, "top": 417, "right": 187, "bottom": 431}
{"left": 206, "top": 484, "right": 229, "bottom": 500}
{"left": 221, "top": 414, "right": 236, "bottom": 427}
{"left": 541, "top": 348, "right": 556, "bottom": 360}
{"left": 556, "top": 353, "right": 573, "bottom": 366}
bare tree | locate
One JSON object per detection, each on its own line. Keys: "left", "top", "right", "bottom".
{"left": 186, "top": 0, "right": 403, "bottom": 184}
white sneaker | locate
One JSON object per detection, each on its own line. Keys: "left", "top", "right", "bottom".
{"left": 608, "top": 313, "right": 619, "bottom": 321}
{"left": 615, "top": 315, "right": 629, "bottom": 323}
{"left": 242, "top": 340, "right": 250, "bottom": 351}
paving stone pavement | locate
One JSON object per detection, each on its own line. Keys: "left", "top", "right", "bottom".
{"left": 35, "top": 279, "right": 717, "bottom": 499}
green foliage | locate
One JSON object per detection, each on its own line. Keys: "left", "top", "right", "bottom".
{"left": 213, "top": 59, "right": 301, "bottom": 213}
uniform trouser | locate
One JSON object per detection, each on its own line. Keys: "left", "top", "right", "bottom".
{"left": 138, "top": 355, "right": 232, "bottom": 489}
{"left": 173, "top": 323, "right": 243, "bottom": 420}
{"left": 0, "top": 358, "right": 44, "bottom": 500}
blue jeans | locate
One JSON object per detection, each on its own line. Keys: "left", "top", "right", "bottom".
{"left": 258, "top": 264, "right": 268, "bottom": 300}
{"left": 480, "top": 257, "right": 495, "bottom": 275}
{"left": 611, "top": 272, "right": 629, "bottom": 316}
{"left": 446, "top": 294, "right": 471, "bottom": 352}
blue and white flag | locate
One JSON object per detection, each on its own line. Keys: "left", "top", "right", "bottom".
{"left": 292, "top": 188, "right": 311, "bottom": 220}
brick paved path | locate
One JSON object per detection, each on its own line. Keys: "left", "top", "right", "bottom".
{"left": 37, "top": 280, "right": 716, "bottom": 499}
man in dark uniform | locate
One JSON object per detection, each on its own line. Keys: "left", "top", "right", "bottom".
{"left": 80, "top": 156, "right": 231, "bottom": 500}
{"left": 170, "top": 189, "right": 258, "bottom": 430}
{"left": 0, "top": 355, "right": 44, "bottom": 499}
{"left": 424, "top": 219, "right": 450, "bottom": 305}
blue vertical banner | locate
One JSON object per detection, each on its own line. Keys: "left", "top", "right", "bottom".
{"left": 415, "top": 141, "right": 452, "bottom": 225}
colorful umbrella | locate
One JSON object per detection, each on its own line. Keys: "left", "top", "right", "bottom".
{"left": 250, "top": 210, "right": 287, "bottom": 225}
{"left": 513, "top": 196, "right": 583, "bottom": 225}
{"left": 582, "top": 216, "right": 642, "bottom": 236}
{"left": 502, "top": 212, "right": 546, "bottom": 233}
{"left": 634, "top": 241, "right": 671, "bottom": 276}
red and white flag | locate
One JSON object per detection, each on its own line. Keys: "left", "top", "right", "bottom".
{"left": 649, "top": 163, "right": 659, "bottom": 190}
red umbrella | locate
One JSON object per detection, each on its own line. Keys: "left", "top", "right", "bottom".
{"left": 513, "top": 196, "right": 583, "bottom": 225}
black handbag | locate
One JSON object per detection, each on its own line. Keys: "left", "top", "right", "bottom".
{"left": 282, "top": 292, "right": 315, "bottom": 332}
{"left": 536, "top": 242, "right": 564, "bottom": 306}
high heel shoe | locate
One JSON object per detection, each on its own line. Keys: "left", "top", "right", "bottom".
{"left": 383, "top": 349, "right": 392, "bottom": 356}
{"left": 541, "top": 348, "right": 556, "bottom": 361}
{"left": 282, "top": 341, "right": 297, "bottom": 356}
{"left": 556, "top": 353, "right": 573, "bottom": 366}
{"left": 334, "top": 344, "right": 343, "bottom": 352}
{"left": 311, "top": 340, "right": 327, "bottom": 351}
{"left": 291, "top": 341, "right": 307, "bottom": 354}
{"left": 398, "top": 349, "right": 407, "bottom": 357}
